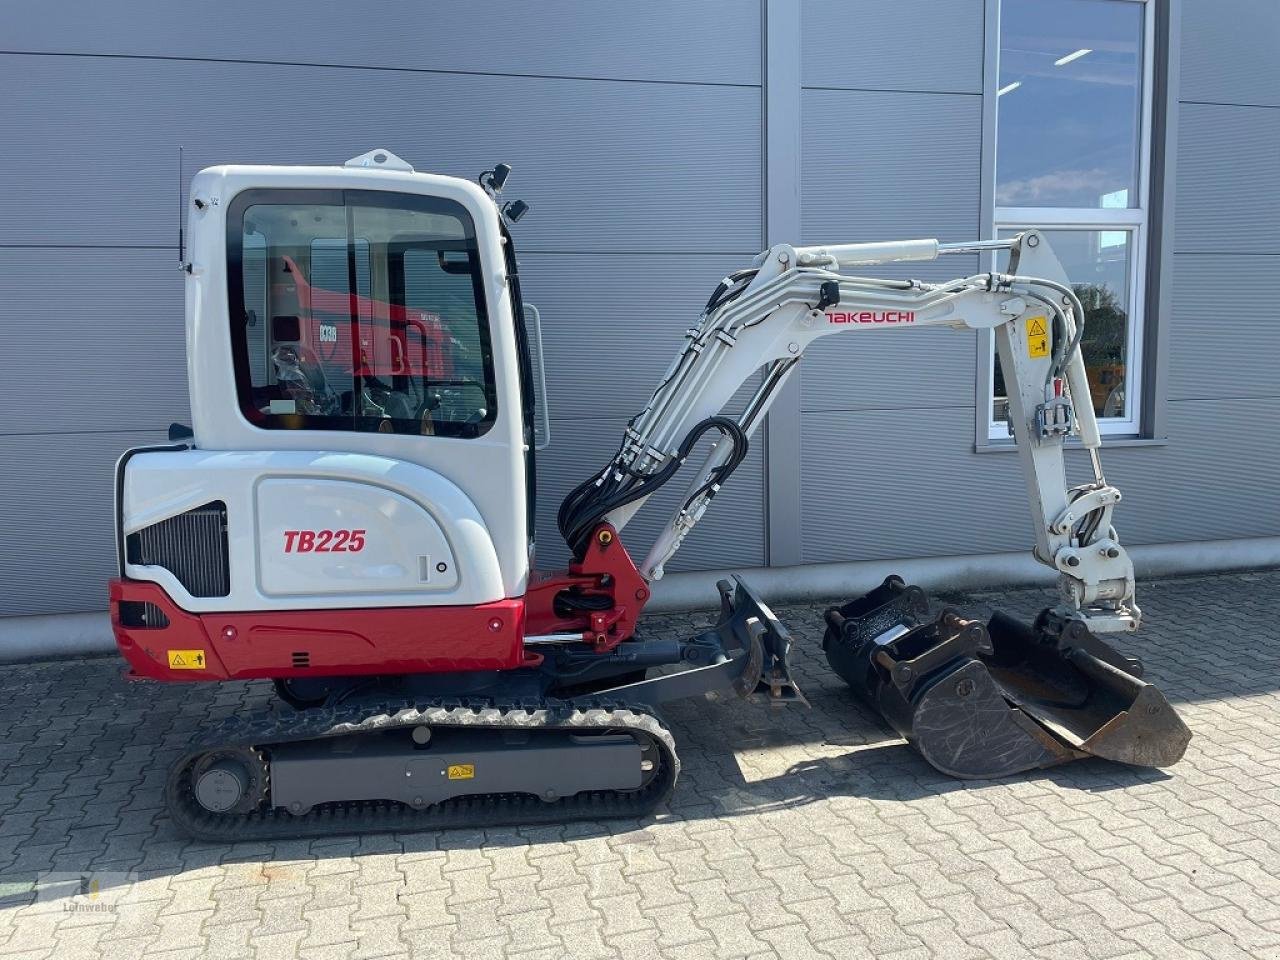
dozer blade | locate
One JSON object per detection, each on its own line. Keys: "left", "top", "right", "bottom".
{"left": 823, "top": 577, "right": 1190, "bottom": 779}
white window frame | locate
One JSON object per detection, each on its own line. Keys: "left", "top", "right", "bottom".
{"left": 989, "top": 0, "right": 1155, "bottom": 440}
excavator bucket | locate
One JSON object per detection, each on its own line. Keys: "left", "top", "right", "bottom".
{"left": 822, "top": 577, "right": 1190, "bottom": 779}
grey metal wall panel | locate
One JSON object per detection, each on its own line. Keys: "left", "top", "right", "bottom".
{"left": 1167, "top": 253, "right": 1280, "bottom": 402}
{"left": 1181, "top": 0, "right": 1280, "bottom": 107}
{"left": 798, "top": 79, "right": 986, "bottom": 559}
{"left": 522, "top": 250, "right": 769, "bottom": 569}
{"left": 8, "top": 3, "right": 1275, "bottom": 622}
{"left": 519, "top": 253, "right": 757, "bottom": 421}
{"left": 0, "top": 55, "right": 762, "bottom": 253}
{"left": 799, "top": 258, "right": 980, "bottom": 412}
{"left": 800, "top": 406, "right": 1020, "bottom": 563}
{"left": 800, "top": 0, "right": 984, "bottom": 94}
{"left": 1, "top": 1, "right": 762, "bottom": 87}
{"left": 1101, "top": 398, "right": 1280, "bottom": 543}
{"left": 799, "top": 398, "right": 1280, "bottom": 565}
{"left": 798, "top": 89, "right": 983, "bottom": 424}
{"left": 0, "top": 430, "right": 168, "bottom": 616}
{"left": 535, "top": 418, "right": 766, "bottom": 574}
{"left": 0, "top": 16, "right": 767, "bottom": 619}
{"left": 0, "top": 248, "right": 188, "bottom": 436}
{"left": 802, "top": 328, "right": 974, "bottom": 414}
{"left": 800, "top": 89, "right": 983, "bottom": 244}
{"left": 1175, "top": 102, "right": 1280, "bottom": 253}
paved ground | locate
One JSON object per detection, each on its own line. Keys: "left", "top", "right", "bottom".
{"left": 2, "top": 570, "right": 1280, "bottom": 960}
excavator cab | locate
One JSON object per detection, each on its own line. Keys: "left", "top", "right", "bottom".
{"left": 115, "top": 153, "right": 538, "bottom": 663}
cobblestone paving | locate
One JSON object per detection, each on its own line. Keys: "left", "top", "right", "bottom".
{"left": 1, "top": 570, "right": 1279, "bottom": 959}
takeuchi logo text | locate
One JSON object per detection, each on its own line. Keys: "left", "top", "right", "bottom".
{"left": 826, "top": 310, "right": 916, "bottom": 324}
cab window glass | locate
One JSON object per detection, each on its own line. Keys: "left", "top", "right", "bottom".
{"left": 400, "top": 247, "right": 489, "bottom": 426}
{"left": 227, "top": 189, "right": 497, "bottom": 438}
{"left": 242, "top": 230, "right": 270, "bottom": 385}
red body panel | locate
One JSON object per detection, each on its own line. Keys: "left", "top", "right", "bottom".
{"left": 110, "top": 579, "right": 529, "bottom": 682}
{"left": 524, "top": 526, "right": 650, "bottom": 649}
{"left": 110, "top": 525, "right": 652, "bottom": 683}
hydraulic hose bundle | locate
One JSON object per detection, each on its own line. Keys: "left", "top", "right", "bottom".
{"left": 558, "top": 268, "right": 760, "bottom": 561}
{"left": 557, "top": 416, "right": 748, "bottom": 561}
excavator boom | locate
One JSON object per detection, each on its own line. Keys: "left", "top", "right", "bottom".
{"left": 562, "top": 231, "right": 1137, "bottom": 636}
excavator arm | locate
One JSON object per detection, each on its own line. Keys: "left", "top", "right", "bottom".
{"left": 558, "top": 230, "right": 1139, "bottom": 636}
{"left": 553, "top": 228, "right": 1190, "bottom": 780}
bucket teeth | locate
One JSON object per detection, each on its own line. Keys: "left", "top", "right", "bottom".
{"left": 823, "top": 577, "right": 1190, "bottom": 779}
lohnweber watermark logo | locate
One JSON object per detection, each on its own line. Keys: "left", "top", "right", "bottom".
{"left": 0, "top": 872, "right": 138, "bottom": 914}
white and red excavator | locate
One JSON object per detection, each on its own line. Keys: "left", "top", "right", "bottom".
{"left": 108, "top": 149, "right": 1189, "bottom": 840}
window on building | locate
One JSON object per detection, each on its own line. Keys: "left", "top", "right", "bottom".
{"left": 227, "top": 189, "right": 498, "bottom": 438}
{"left": 991, "top": 0, "right": 1152, "bottom": 437}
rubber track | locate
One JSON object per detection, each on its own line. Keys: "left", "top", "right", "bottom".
{"left": 166, "top": 699, "right": 678, "bottom": 842}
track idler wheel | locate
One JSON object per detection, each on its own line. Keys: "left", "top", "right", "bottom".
{"left": 823, "top": 577, "right": 1190, "bottom": 779}
{"left": 189, "top": 748, "right": 269, "bottom": 815}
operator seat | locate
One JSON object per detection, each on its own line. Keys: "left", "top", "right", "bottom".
{"left": 271, "top": 343, "right": 341, "bottom": 416}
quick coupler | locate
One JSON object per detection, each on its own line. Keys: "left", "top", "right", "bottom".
{"left": 822, "top": 577, "right": 1190, "bottom": 779}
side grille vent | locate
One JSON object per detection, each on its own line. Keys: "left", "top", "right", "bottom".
{"left": 118, "top": 600, "right": 171, "bottom": 629}
{"left": 126, "top": 502, "right": 231, "bottom": 598}
{"left": 291, "top": 651, "right": 311, "bottom": 669}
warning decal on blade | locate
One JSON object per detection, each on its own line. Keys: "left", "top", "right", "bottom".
{"left": 446, "top": 764, "right": 475, "bottom": 780}
{"left": 167, "top": 650, "right": 207, "bottom": 670}
{"left": 1027, "top": 316, "right": 1049, "bottom": 358}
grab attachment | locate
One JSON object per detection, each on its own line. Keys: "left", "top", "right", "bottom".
{"left": 823, "top": 577, "right": 1190, "bottom": 779}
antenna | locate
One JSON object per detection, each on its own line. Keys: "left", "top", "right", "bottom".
{"left": 177, "top": 145, "right": 185, "bottom": 267}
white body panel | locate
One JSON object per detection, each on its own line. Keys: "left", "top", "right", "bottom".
{"left": 255, "top": 479, "right": 459, "bottom": 598}
{"left": 131, "top": 154, "right": 530, "bottom": 610}
{"left": 122, "top": 449, "right": 504, "bottom": 612}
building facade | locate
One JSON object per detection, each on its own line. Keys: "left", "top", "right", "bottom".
{"left": 1, "top": 0, "right": 1276, "bottom": 644}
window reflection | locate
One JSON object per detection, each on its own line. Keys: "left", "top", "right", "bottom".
{"left": 229, "top": 192, "right": 498, "bottom": 439}
{"left": 993, "top": 230, "right": 1131, "bottom": 424}
{"left": 997, "top": 0, "right": 1144, "bottom": 208}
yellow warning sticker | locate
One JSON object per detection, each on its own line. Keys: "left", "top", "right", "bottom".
{"left": 1027, "top": 316, "right": 1049, "bottom": 359}
{"left": 446, "top": 764, "right": 475, "bottom": 781}
{"left": 167, "top": 649, "right": 207, "bottom": 670}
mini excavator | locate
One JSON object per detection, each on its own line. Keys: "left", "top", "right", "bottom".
{"left": 109, "top": 150, "right": 1190, "bottom": 840}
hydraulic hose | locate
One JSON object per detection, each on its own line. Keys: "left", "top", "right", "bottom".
{"left": 558, "top": 417, "right": 748, "bottom": 560}
{"left": 1010, "top": 275, "right": 1087, "bottom": 380}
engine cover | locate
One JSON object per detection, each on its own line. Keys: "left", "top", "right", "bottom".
{"left": 255, "top": 477, "right": 458, "bottom": 597}
{"left": 118, "top": 447, "right": 506, "bottom": 612}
